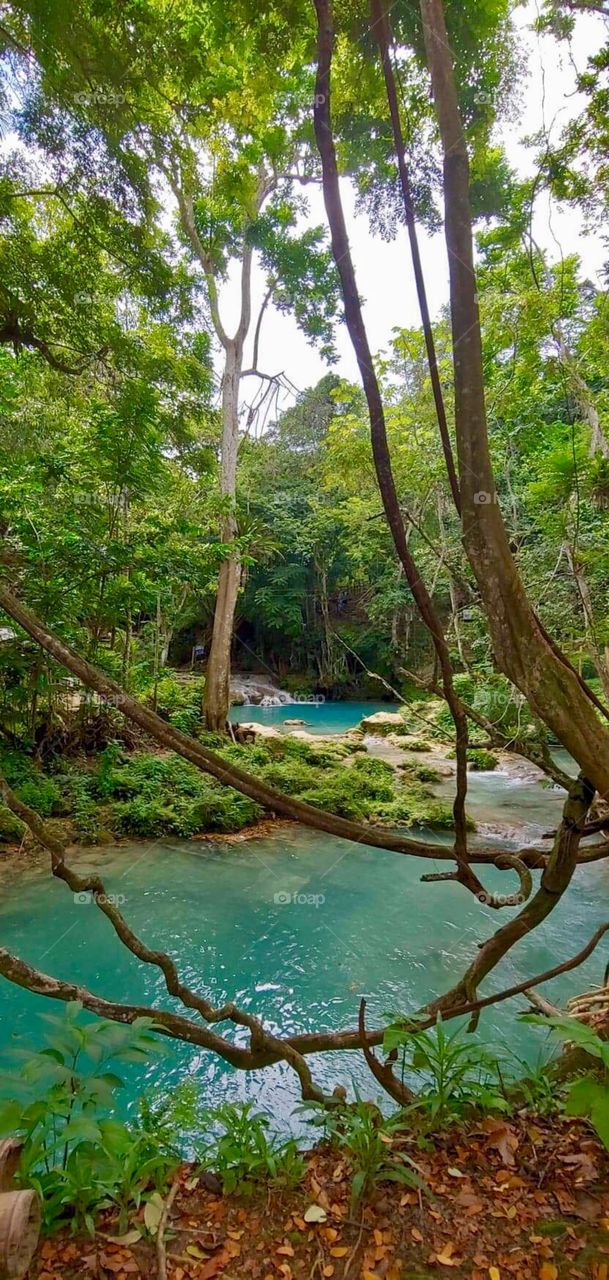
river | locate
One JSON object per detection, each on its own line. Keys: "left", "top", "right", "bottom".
{"left": 0, "top": 704, "right": 603, "bottom": 1134}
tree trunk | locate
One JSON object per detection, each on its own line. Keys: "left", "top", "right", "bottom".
{"left": 419, "top": 0, "right": 609, "bottom": 794}
{"left": 313, "top": 0, "right": 479, "bottom": 890}
{"left": 204, "top": 341, "right": 242, "bottom": 731}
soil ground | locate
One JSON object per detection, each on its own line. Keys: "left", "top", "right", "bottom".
{"left": 32, "top": 1113, "right": 609, "bottom": 1280}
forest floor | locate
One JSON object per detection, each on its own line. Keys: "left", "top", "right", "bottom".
{"left": 32, "top": 1113, "right": 609, "bottom": 1280}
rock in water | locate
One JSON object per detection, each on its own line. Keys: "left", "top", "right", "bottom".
{"left": 360, "top": 711, "right": 405, "bottom": 735}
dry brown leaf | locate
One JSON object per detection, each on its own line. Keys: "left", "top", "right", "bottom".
{"left": 482, "top": 1118, "right": 519, "bottom": 1167}
{"left": 199, "top": 1248, "right": 230, "bottom": 1279}
{"left": 436, "top": 1242, "right": 460, "bottom": 1267}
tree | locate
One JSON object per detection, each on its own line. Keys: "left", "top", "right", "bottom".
{"left": 2, "top": 0, "right": 340, "bottom": 730}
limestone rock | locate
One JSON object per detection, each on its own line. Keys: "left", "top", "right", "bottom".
{"left": 360, "top": 711, "right": 405, "bottom": 735}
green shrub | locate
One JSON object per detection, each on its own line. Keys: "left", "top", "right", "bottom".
{"left": 0, "top": 1004, "right": 176, "bottom": 1235}
{"left": 149, "top": 676, "right": 204, "bottom": 736}
{"left": 0, "top": 804, "right": 25, "bottom": 843}
{"left": 15, "top": 776, "right": 62, "bottom": 817}
{"left": 401, "top": 762, "right": 441, "bottom": 784}
{"left": 258, "top": 758, "right": 317, "bottom": 795}
{"left": 188, "top": 789, "right": 262, "bottom": 832}
{"left": 467, "top": 748, "right": 498, "bottom": 771}
{"left": 302, "top": 1097, "right": 425, "bottom": 1210}
{"left": 522, "top": 1014, "right": 609, "bottom": 1150}
{"left": 383, "top": 1017, "right": 508, "bottom": 1127}
{"left": 348, "top": 755, "right": 395, "bottom": 800}
{"left": 52, "top": 768, "right": 102, "bottom": 843}
{"left": 112, "top": 795, "right": 192, "bottom": 837}
{"left": 198, "top": 1102, "right": 305, "bottom": 1196}
{"left": 300, "top": 777, "right": 370, "bottom": 822}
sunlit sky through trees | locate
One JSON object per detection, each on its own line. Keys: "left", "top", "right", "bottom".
{"left": 220, "top": 0, "right": 607, "bottom": 415}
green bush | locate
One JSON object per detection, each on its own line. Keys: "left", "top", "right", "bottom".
{"left": 198, "top": 1102, "right": 305, "bottom": 1195}
{"left": 15, "top": 776, "right": 62, "bottom": 817}
{"left": 383, "top": 1017, "right": 508, "bottom": 1127}
{"left": 105, "top": 753, "right": 263, "bottom": 837}
{"left": 401, "top": 761, "right": 441, "bottom": 784}
{"left": 0, "top": 804, "right": 25, "bottom": 843}
{"left": 467, "top": 748, "right": 498, "bottom": 771}
{"left": 258, "top": 758, "right": 317, "bottom": 795}
{"left": 521, "top": 1014, "right": 609, "bottom": 1149}
{"left": 51, "top": 768, "right": 102, "bottom": 843}
{"left": 348, "top": 754, "right": 395, "bottom": 800}
{"left": 112, "top": 795, "right": 193, "bottom": 837}
{"left": 300, "top": 776, "right": 370, "bottom": 822}
{"left": 149, "top": 676, "right": 204, "bottom": 736}
{"left": 0, "top": 1004, "right": 177, "bottom": 1235}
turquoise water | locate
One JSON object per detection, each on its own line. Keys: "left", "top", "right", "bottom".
{"left": 1, "top": 816, "right": 607, "bottom": 1133}
{"left": 230, "top": 700, "right": 397, "bottom": 736}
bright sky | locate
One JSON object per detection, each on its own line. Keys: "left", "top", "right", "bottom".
{"left": 219, "top": 1, "right": 607, "bottom": 412}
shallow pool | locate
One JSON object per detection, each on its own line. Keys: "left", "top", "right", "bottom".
{"left": 229, "top": 700, "right": 397, "bottom": 736}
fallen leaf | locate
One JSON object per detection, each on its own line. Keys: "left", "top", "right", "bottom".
{"left": 329, "top": 1246, "right": 349, "bottom": 1258}
{"left": 143, "top": 1192, "right": 165, "bottom": 1236}
{"left": 107, "top": 1232, "right": 142, "bottom": 1247}
{"left": 199, "top": 1249, "right": 230, "bottom": 1279}
{"left": 411, "top": 1228, "right": 424, "bottom": 1243}
{"left": 447, "top": 1167, "right": 465, "bottom": 1178}
{"left": 489, "top": 1269, "right": 501, "bottom": 1280}
{"left": 276, "top": 1244, "right": 295, "bottom": 1257}
{"left": 539, "top": 1266, "right": 558, "bottom": 1280}
{"left": 186, "top": 1244, "right": 209, "bottom": 1260}
{"left": 436, "top": 1242, "right": 460, "bottom": 1267}
{"left": 482, "top": 1118, "right": 518, "bottom": 1167}
{"left": 304, "top": 1204, "right": 327, "bottom": 1224}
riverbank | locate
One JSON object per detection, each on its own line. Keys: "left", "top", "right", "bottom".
{"left": 30, "top": 1112, "right": 609, "bottom": 1280}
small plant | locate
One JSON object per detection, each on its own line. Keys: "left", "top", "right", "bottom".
{"left": 522, "top": 1013, "right": 609, "bottom": 1148}
{"left": 198, "top": 1101, "right": 305, "bottom": 1195}
{"left": 509, "top": 1050, "right": 561, "bottom": 1116}
{"left": 306, "top": 1096, "right": 425, "bottom": 1211}
{"left": 383, "top": 1017, "right": 508, "bottom": 1126}
{"left": 0, "top": 1003, "right": 177, "bottom": 1234}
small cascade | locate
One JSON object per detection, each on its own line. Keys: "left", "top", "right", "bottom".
{"left": 239, "top": 687, "right": 327, "bottom": 707}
